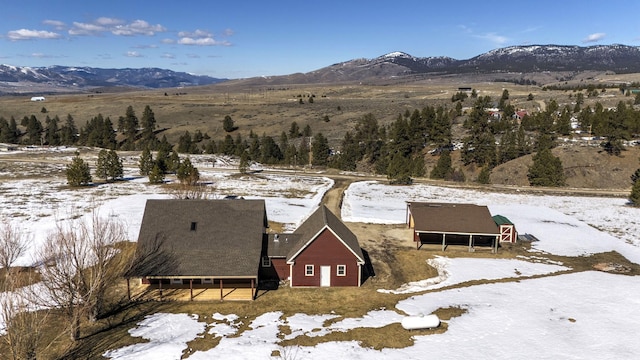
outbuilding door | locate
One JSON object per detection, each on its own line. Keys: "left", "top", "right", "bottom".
{"left": 320, "top": 266, "right": 331, "bottom": 287}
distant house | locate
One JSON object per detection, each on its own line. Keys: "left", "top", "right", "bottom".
{"left": 513, "top": 110, "right": 528, "bottom": 122}
{"left": 406, "top": 202, "right": 501, "bottom": 252}
{"left": 30, "top": 96, "right": 45, "bottom": 101}
{"left": 266, "top": 205, "right": 365, "bottom": 287}
{"left": 127, "top": 199, "right": 268, "bottom": 301}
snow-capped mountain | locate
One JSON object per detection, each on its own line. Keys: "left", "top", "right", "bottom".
{"left": 0, "top": 65, "right": 226, "bottom": 90}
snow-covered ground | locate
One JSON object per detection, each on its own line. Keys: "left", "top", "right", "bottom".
{"left": 2, "top": 152, "right": 640, "bottom": 359}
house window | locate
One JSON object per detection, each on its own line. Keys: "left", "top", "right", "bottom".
{"left": 202, "top": 278, "right": 213, "bottom": 284}
{"left": 337, "top": 265, "right": 346, "bottom": 276}
{"left": 262, "top": 257, "right": 271, "bottom": 267}
{"left": 305, "top": 265, "right": 314, "bottom": 276}
{"left": 171, "top": 278, "right": 183, "bottom": 284}
{"left": 190, "top": 222, "right": 197, "bottom": 231}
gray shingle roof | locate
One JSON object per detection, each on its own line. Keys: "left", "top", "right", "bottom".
{"left": 408, "top": 202, "right": 500, "bottom": 235}
{"left": 129, "top": 199, "right": 267, "bottom": 278}
{"left": 286, "top": 205, "right": 364, "bottom": 264}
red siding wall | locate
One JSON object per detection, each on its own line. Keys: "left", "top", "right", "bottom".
{"left": 290, "top": 228, "right": 360, "bottom": 287}
{"left": 272, "top": 258, "right": 290, "bottom": 280}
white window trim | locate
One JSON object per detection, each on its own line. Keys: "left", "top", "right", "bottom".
{"left": 305, "top": 264, "right": 314, "bottom": 276}
{"left": 262, "top": 257, "right": 271, "bottom": 267}
{"left": 337, "top": 265, "right": 346, "bottom": 276}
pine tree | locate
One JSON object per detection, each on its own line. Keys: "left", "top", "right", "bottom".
{"left": 139, "top": 147, "right": 154, "bottom": 176}
{"left": 223, "top": 115, "right": 235, "bottom": 132}
{"left": 527, "top": 148, "right": 566, "bottom": 187}
{"left": 630, "top": 177, "right": 640, "bottom": 207}
{"left": 477, "top": 166, "right": 491, "bottom": 184}
{"left": 430, "top": 150, "right": 452, "bottom": 179}
{"left": 96, "top": 149, "right": 123, "bottom": 181}
{"left": 148, "top": 163, "right": 165, "bottom": 184}
{"left": 66, "top": 154, "right": 92, "bottom": 186}
{"left": 176, "top": 157, "right": 200, "bottom": 185}
{"left": 311, "top": 132, "right": 330, "bottom": 166}
{"left": 238, "top": 151, "right": 250, "bottom": 174}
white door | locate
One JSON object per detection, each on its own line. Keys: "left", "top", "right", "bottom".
{"left": 320, "top": 266, "right": 331, "bottom": 287}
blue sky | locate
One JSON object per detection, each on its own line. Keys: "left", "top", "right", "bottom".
{"left": 2, "top": 0, "right": 639, "bottom": 79}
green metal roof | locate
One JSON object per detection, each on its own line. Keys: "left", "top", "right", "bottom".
{"left": 492, "top": 215, "right": 514, "bottom": 226}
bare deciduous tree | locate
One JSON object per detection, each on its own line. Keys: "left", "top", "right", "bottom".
{"left": 36, "top": 210, "right": 127, "bottom": 341}
{"left": 0, "top": 219, "right": 29, "bottom": 272}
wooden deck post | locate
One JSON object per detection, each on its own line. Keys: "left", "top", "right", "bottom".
{"left": 159, "top": 280, "right": 163, "bottom": 300}
{"left": 251, "top": 278, "right": 255, "bottom": 300}
{"left": 468, "top": 234, "right": 473, "bottom": 252}
{"left": 190, "top": 279, "right": 193, "bottom": 301}
{"left": 220, "top": 279, "right": 224, "bottom": 301}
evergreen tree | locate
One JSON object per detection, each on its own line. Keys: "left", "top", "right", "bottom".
{"left": 121, "top": 106, "right": 138, "bottom": 150}
{"left": 66, "top": 154, "right": 92, "bottom": 186}
{"left": 223, "top": 115, "right": 235, "bottom": 132}
{"left": 630, "top": 174, "right": 640, "bottom": 207}
{"left": 148, "top": 163, "right": 165, "bottom": 184}
{"left": 167, "top": 151, "right": 181, "bottom": 173}
{"left": 95, "top": 149, "right": 123, "bottom": 181}
{"left": 25, "top": 115, "right": 43, "bottom": 145}
{"left": 289, "top": 121, "right": 301, "bottom": 138}
{"left": 139, "top": 105, "right": 158, "bottom": 149}
{"left": 60, "top": 114, "right": 77, "bottom": 145}
{"left": 297, "top": 137, "right": 310, "bottom": 166}
{"left": 386, "top": 153, "right": 412, "bottom": 184}
{"left": 176, "top": 157, "right": 200, "bottom": 185}
{"left": 238, "top": 151, "right": 250, "bottom": 174}
{"left": 139, "top": 147, "right": 154, "bottom": 176}
{"left": 45, "top": 115, "right": 60, "bottom": 145}
{"left": 430, "top": 150, "right": 452, "bottom": 180}
{"left": 334, "top": 131, "right": 359, "bottom": 171}
{"left": 311, "top": 132, "right": 330, "bottom": 166}
{"left": 527, "top": 148, "right": 566, "bottom": 187}
{"left": 477, "top": 166, "right": 491, "bottom": 184}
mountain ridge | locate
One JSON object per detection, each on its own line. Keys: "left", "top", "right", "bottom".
{"left": 2, "top": 44, "right": 640, "bottom": 93}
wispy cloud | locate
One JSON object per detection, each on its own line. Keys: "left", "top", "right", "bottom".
{"left": 161, "top": 53, "right": 175, "bottom": 59}
{"left": 133, "top": 44, "right": 158, "bottom": 49}
{"left": 582, "top": 32, "right": 606, "bottom": 43}
{"left": 125, "top": 51, "right": 144, "bottom": 58}
{"left": 69, "top": 18, "right": 165, "bottom": 36}
{"left": 177, "top": 28, "right": 231, "bottom": 46}
{"left": 7, "top": 29, "right": 62, "bottom": 41}
{"left": 474, "top": 32, "right": 509, "bottom": 45}
{"left": 43, "top": 20, "right": 66, "bottom": 30}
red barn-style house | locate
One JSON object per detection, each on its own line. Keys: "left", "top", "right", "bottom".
{"left": 265, "top": 205, "right": 365, "bottom": 287}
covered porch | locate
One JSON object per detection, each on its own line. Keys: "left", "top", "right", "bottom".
{"left": 126, "top": 276, "right": 257, "bottom": 301}
{"left": 415, "top": 231, "right": 500, "bottom": 253}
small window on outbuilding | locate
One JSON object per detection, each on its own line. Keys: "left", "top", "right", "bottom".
{"left": 190, "top": 222, "right": 197, "bottom": 231}
{"left": 337, "top": 265, "right": 346, "bottom": 276}
{"left": 305, "top": 265, "right": 314, "bottom": 276}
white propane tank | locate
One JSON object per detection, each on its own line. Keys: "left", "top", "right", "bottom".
{"left": 401, "top": 314, "right": 440, "bottom": 330}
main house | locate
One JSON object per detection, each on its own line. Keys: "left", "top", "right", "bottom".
{"left": 127, "top": 200, "right": 364, "bottom": 301}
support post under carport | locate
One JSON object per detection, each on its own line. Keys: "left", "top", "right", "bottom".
{"left": 468, "top": 234, "right": 474, "bottom": 252}
{"left": 441, "top": 233, "right": 446, "bottom": 251}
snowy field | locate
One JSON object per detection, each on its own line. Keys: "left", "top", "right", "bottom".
{"left": 2, "top": 150, "right": 640, "bottom": 359}
{"left": 104, "top": 180, "right": 639, "bottom": 360}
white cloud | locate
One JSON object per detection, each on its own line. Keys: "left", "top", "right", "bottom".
{"left": 161, "top": 38, "right": 176, "bottom": 44}
{"left": 474, "top": 32, "right": 509, "bottom": 45}
{"left": 178, "top": 29, "right": 212, "bottom": 38}
{"left": 69, "top": 22, "right": 107, "bottom": 36}
{"left": 112, "top": 20, "right": 166, "bottom": 36}
{"left": 42, "top": 20, "right": 66, "bottom": 30}
{"left": 69, "top": 18, "right": 165, "bottom": 37}
{"left": 583, "top": 32, "right": 606, "bottom": 43}
{"left": 7, "top": 29, "right": 61, "bottom": 41}
{"left": 178, "top": 37, "right": 218, "bottom": 46}
{"left": 162, "top": 53, "right": 176, "bottom": 59}
{"left": 125, "top": 51, "right": 143, "bottom": 58}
